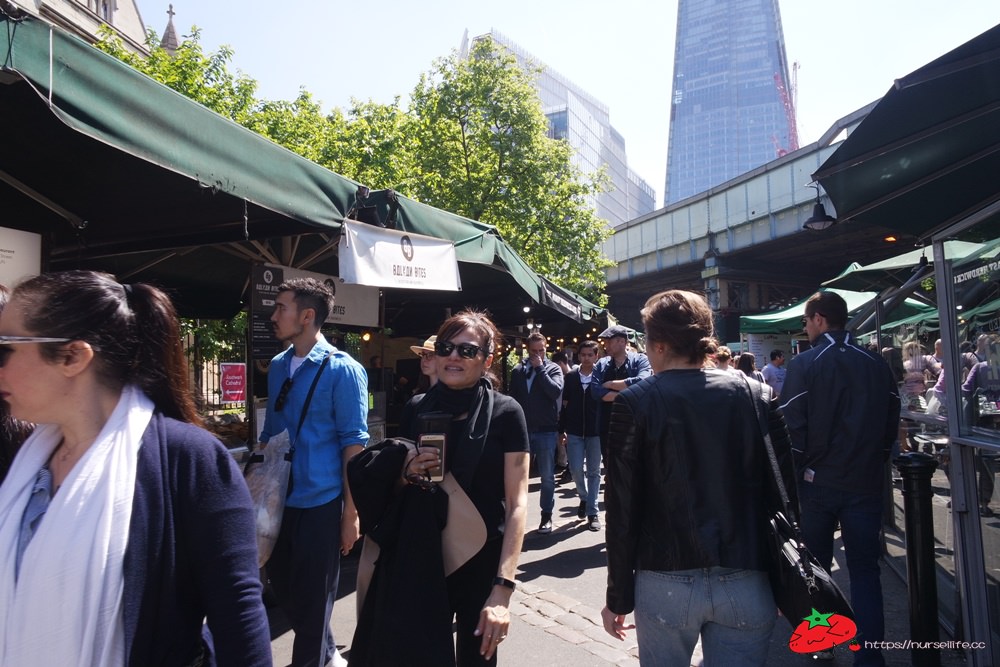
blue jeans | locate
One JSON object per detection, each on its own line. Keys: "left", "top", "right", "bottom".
{"left": 566, "top": 434, "right": 601, "bottom": 516}
{"left": 634, "top": 567, "right": 775, "bottom": 666}
{"left": 530, "top": 431, "right": 558, "bottom": 514}
{"left": 799, "top": 482, "right": 885, "bottom": 667}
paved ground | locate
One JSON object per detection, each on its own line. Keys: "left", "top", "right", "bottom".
{"left": 270, "top": 471, "right": 970, "bottom": 666}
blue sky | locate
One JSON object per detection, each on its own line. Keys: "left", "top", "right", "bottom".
{"left": 135, "top": 0, "right": 1000, "bottom": 208}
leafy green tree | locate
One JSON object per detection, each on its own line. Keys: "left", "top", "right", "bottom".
{"left": 96, "top": 26, "right": 258, "bottom": 124}
{"left": 407, "top": 38, "right": 612, "bottom": 304}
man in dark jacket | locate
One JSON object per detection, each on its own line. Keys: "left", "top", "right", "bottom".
{"left": 592, "top": 326, "right": 651, "bottom": 457}
{"left": 559, "top": 340, "right": 603, "bottom": 531}
{"left": 780, "top": 291, "right": 900, "bottom": 667}
{"left": 510, "top": 332, "right": 564, "bottom": 533}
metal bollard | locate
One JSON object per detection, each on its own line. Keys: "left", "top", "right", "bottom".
{"left": 894, "top": 451, "right": 941, "bottom": 667}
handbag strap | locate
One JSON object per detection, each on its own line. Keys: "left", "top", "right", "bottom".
{"left": 291, "top": 350, "right": 332, "bottom": 453}
{"left": 743, "top": 375, "right": 797, "bottom": 526}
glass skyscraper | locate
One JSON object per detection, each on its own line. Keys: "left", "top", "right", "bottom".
{"left": 473, "top": 30, "right": 656, "bottom": 228}
{"left": 664, "top": 0, "right": 796, "bottom": 205}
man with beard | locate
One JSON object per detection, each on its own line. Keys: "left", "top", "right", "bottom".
{"left": 260, "top": 278, "right": 369, "bottom": 667}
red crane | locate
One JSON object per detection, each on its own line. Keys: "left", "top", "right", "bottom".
{"left": 773, "top": 67, "right": 799, "bottom": 156}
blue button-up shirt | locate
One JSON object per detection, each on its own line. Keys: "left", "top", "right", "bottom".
{"left": 260, "top": 338, "right": 369, "bottom": 508}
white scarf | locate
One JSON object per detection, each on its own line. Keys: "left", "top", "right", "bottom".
{"left": 0, "top": 385, "right": 152, "bottom": 666}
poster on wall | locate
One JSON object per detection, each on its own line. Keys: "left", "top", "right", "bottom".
{"left": 220, "top": 363, "right": 247, "bottom": 402}
{"left": 744, "top": 334, "right": 793, "bottom": 366}
{"left": 0, "top": 226, "right": 42, "bottom": 288}
{"left": 250, "top": 264, "right": 380, "bottom": 360}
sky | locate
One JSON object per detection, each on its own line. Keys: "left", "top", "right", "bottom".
{"left": 134, "top": 0, "right": 1000, "bottom": 208}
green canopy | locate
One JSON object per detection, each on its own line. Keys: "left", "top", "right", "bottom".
{"left": 739, "top": 289, "right": 936, "bottom": 335}
{"left": 0, "top": 12, "right": 602, "bottom": 333}
{"left": 821, "top": 241, "right": 983, "bottom": 292}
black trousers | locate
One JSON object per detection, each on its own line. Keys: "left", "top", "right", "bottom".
{"left": 268, "top": 496, "right": 344, "bottom": 667}
{"left": 446, "top": 537, "right": 503, "bottom": 667}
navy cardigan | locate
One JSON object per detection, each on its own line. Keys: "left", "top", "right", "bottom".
{"left": 122, "top": 413, "right": 272, "bottom": 667}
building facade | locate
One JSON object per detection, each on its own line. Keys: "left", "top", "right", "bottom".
{"left": 664, "top": 0, "right": 797, "bottom": 205}
{"left": 473, "top": 30, "right": 656, "bottom": 228}
{"left": 10, "top": 0, "right": 148, "bottom": 53}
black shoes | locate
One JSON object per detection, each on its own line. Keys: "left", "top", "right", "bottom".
{"left": 587, "top": 515, "right": 602, "bottom": 532}
{"left": 577, "top": 501, "right": 586, "bottom": 519}
{"left": 538, "top": 513, "right": 553, "bottom": 534}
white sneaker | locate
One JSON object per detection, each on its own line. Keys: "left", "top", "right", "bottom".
{"left": 328, "top": 650, "right": 349, "bottom": 667}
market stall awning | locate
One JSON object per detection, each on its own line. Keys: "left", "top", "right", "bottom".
{"left": 821, "top": 241, "right": 983, "bottom": 293}
{"left": 0, "top": 12, "right": 603, "bottom": 334}
{"left": 739, "top": 289, "right": 934, "bottom": 335}
{"left": 813, "top": 23, "right": 1000, "bottom": 240}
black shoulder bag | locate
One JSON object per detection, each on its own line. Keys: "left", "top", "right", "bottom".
{"left": 744, "top": 376, "right": 855, "bottom": 627}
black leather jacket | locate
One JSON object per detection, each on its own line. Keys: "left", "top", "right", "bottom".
{"left": 605, "top": 368, "right": 798, "bottom": 615}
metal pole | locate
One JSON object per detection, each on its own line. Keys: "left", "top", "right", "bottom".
{"left": 894, "top": 451, "right": 941, "bottom": 667}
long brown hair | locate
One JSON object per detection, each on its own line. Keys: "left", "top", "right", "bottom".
{"left": 12, "top": 271, "right": 200, "bottom": 424}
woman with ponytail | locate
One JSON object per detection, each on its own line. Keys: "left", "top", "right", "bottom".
{"left": 601, "top": 289, "right": 798, "bottom": 666}
{"left": 0, "top": 271, "right": 271, "bottom": 666}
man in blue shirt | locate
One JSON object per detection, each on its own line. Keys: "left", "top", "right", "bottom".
{"left": 260, "top": 278, "right": 369, "bottom": 667}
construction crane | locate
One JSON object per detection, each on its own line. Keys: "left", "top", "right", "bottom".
{"left": 773, "top": 63, "right": 800, "bottom": 156}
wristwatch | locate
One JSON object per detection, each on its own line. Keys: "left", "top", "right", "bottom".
{"left": 492, "top": 576, "right": 516, "bottom": 591}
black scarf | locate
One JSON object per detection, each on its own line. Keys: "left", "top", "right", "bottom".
{"left": 414, "top": 378, "right": 494, "bottom": 492}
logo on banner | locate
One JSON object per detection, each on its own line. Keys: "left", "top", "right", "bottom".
{"left": 323, "top": 278, "right": 337, "bottom": 296}
{"left": 401, "top": 235, "right": 414, "bottom": 261}
{"left": 262, "top": 269, "right": 274, "bottom": 285}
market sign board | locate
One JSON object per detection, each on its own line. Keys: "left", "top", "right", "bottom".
{"left": 250, "top": 264, "right": 380, "bottom": 360}
{"left": 338, "top": 219, "right": 461, "bottom": 291}
{"left": 0, "top": 226, "right": 42, "bottom": 288}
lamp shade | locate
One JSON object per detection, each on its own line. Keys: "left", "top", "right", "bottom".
{"left": 803, "top": 202, "right": 837, "bottom": 231}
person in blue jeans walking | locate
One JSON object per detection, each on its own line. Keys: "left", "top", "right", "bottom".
{"left": 510, "top": 332, "right": 563, "bottom": 534}
{"left": 559, "top": 339, "right": 603, "bottom": 531}
{"left": 780, "top": 291, "right": 900, "bottom": 667}
{"left": 602, "top": 290, "right": 798, "bottom": 666}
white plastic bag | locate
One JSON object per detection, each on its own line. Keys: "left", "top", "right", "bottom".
{"left": 243, "top": 430, "right": 292, "bottom": 568}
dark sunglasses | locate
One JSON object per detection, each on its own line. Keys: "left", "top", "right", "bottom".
{"left": 0, "top": 336, "right": 73, "bottom": 368}
{"left": 434, "top": 341, "right": 486, "bottom": 359}
{"left": 801, "top": 311, "right": 826, "bottom": 325}
{"left": 274, "top": 377, "right": 294, "bottom": 411}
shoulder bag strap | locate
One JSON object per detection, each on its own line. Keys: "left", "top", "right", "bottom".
{"left": 284, "top": 351, "right": 331, "bottom": 498}
{"left": 743, "top": 375, "right": 795, "bottom": 521}
{"left": 291, "top": 351, "right": 332, "bottom": 452}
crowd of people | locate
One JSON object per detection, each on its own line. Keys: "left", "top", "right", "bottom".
{"left": 0, "top": 270, "right": 919, "bottom": 667}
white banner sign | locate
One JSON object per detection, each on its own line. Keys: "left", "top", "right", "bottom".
{"left": 338, "top": 219, "right": 461, "bottom": 291}
{"left": 0, "top": 226, "right": 42, "bottom": 288}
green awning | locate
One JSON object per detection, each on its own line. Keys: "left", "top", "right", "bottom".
{"left": 821, "top": 241, "right": 983, "bottom": 292}
{"left": 0, "top": 13, "right": 602, "bottom": 332}
{"left": 813, "top": 23, "right": 1000, "bottom": 240}
{"left": 739, "top": 289, "right": 935, "bottom": 335}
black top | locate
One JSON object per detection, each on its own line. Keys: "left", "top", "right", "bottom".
{"left": 401, "top": 392, "right": 528, "bottom": 538}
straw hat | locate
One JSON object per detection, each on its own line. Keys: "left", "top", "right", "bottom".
{"left": 410, "top": 335, "right": 436, "bottom": 356}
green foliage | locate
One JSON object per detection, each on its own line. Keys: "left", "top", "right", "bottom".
{"left": 406, "top": 39, "right": 612, "bottom": 304}
{"left": 180, "top": 312, "right": 247, "bottom": 363}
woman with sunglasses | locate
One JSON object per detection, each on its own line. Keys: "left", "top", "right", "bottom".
{"left": 350, "top": 310, "right": 529, "bottom": 666}
{"left": 0, "top": 271, "right": 271, "bottom": 666}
